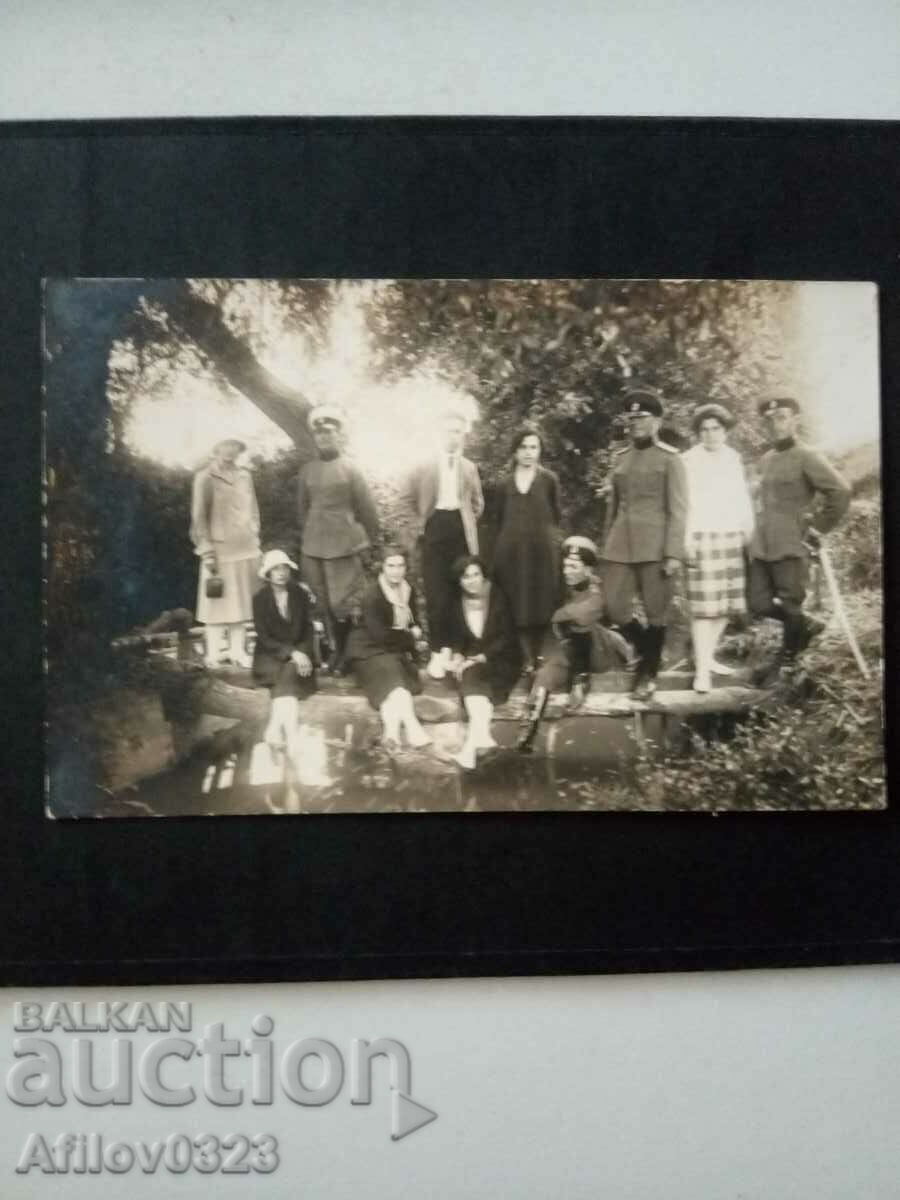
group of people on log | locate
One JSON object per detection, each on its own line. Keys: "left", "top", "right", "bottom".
{"left": 189, "top": 389, "right": 850, "bottom": 769}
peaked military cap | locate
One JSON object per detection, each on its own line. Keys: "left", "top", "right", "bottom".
{"left": 622, "top": 388, "right": 664, "bottom": 418}
{"left": 758, "top": 396, "right": 801, "bottom": 417}
{"left": 308, "top": 404, "right": 345, "bottom": 429}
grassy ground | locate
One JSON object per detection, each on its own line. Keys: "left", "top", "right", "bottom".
{"left": 594, "top": 577, "right": 885, "bottom": 812}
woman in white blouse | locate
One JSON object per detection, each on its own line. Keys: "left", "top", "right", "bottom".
{"left": 682, "top": 404, "right": 755, "bottom": 692}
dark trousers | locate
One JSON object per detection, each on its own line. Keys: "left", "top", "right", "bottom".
{"left": 748, "top": 556, "right": 808, "bottom": 619}
{"left": 422, "top": 509, "right": 469, "bottom": 650}
{"left": 602, "top": 560, "right": 674, "bottom": 626}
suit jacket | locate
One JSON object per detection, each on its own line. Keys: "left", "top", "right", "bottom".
{"left": 405, "top": 455, "right": 484, "bottom": 555}
{"left": 750, "top": 440, "right": 850, "bottom": 561}
{"left": 601, "top": 441, "right": 688, "bottom": 563}
{"left": 251, "top": 583, "right": 316, "bottom": 688}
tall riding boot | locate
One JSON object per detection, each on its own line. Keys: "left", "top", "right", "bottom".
{"left": 619, "top": 619, "right": 644, "bottom": 671}
{"left": 786, "top": 610, "right": 826, "bottom": 658}
{"left": 779, "top": 612, "right": 802, "bottom": 664}
{"left": 633, "top": 625, "right": 665, "bottom": 701}
{"left": 516, "top": 685, "right": 549, "bottom": 753}
{"left": 329, "top": 618, "right": 352, "bottom": 675}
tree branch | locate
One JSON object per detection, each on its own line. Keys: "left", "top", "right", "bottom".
{"left": 165, "top": 286, "right": 316, "bottom": 456}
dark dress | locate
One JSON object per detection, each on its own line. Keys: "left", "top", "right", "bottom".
{"left": 447, "top": 583, "right": 522, "bottom": 705}
{"left": 251, "top": 583, "right": 318, "bottom": 700}
{"left": 346, "top": 583, "right": 424, "bottom": 710}
{"left": 492, "top": 466, "right": 563, "bottom": 628}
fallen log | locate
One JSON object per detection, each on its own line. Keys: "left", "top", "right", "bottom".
{"left": 78, "top": 645, "right": 768, "bottom": 797}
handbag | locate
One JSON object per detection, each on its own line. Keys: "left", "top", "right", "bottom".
{"left": 205, "top": 570, "right": 225, "bottom": 599}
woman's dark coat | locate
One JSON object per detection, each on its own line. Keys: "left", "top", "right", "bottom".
{"left": 345, "top": 583, "right": 421, "bottom": 662}
{"left": 446, "top": 582, "right": 522, "bottom": 704}
{"left": 251, "top": 582, "right": 317, "bottom": 691}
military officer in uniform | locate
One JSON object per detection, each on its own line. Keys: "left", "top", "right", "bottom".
{"left": 297, "top": 405, "right": 381, "bottom": 673}
{"left": 750, "top": 397, "right": 850, "bottom": 674}
{"left": 516, "top": 536, "right": 632, "bottom": 752}
{"left": 601, "top": 388, "right": 688, "bottom": 700}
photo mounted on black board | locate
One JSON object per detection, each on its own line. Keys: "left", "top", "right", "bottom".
{"left": 44, "top": 277, "right": 885, "bottom": 817}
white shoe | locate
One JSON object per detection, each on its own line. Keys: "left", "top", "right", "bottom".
{"left": 710, "top": 660, "right": 736, "bottom": 676}
{"left": 474, "top": 734, "right": 498, "bottom": 751}
{"left": 406, "top": 730, "right": 433, "bottom": 750}
{"left": 693, "top": 671, "right": 712, "bottom": 694}
{"left": 426, "top": 653, "right": 446, "bottom": 680}
{"left": 452, "top": 745, "right": 477, "bottom": 771}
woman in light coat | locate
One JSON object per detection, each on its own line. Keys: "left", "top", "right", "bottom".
{"left": 190, "top": 437, "right": 261, "bottom": 667}
{"left": 681, "top": 404, "right": 755, "bottom": 692}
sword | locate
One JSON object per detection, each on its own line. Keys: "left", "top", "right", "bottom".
{"left": 816, "top": 542, "right": 871, "bottom": 680}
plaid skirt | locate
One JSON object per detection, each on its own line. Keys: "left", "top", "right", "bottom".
{"left": 685, "top": 530, "right": 747, "bottom": 618}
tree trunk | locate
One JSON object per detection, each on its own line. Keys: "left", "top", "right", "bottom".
{"left": 165, "top": 286, "right": 316, "bottom": 455}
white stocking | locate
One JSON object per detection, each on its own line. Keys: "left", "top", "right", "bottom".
{"left": 708, "top": 617, "right": 728, "bottom": 670}
{"left": 464, "top": 694, "right": 496, "bottom": 750}
{"left": 379, "top": 689, "right": 402, "bottom": 745}
{"left": 396, "top": 689, "right": 431, "bottom": 748}
{"left": 265, "top": 694, "right": 298, "bottom": 749}
{"left": 227, "top": 622, "right": 251, "bottom": 667}
{"left": 203, "top": 624, "right": 227, "bottom": 666}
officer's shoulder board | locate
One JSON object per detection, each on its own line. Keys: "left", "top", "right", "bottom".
{"left": 612, "top": 445, "right": 630, "bottom": 456}
{"left": 655, "top": 440, "right": 679, "bottom": 454}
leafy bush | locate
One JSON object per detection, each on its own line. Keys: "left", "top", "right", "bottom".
{"left": 600, "top": 594, "right": 885, "bottom": 812}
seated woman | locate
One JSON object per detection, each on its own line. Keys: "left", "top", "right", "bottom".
{"left": 345, "top": 546, "right": 432, "bottom": 753}
{"left": 517, "top": 536, "right": 632, "bottom": 752}
{"left": 446, "top": 555, "right": 522, "bottom": 770}
{"left": 252, "top": 549, "right": 317, "bottom": 753}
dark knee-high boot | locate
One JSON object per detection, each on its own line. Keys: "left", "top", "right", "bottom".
{"left": 633, "top": 625, "right": 665, "bottom": 701}
{"left": 516, "top": 685, "right": 549, "bottom": 753}
{"left": 617, "top": 619, "right": 644, "bottom": 671}
{"left": 329, "top": 618, "right": 352, "bottom": 675}
{"left": 784, "top": 610, "right": 825, "bottom": 659}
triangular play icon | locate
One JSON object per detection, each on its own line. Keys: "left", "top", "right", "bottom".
{"left": 391, "top": 1089, "right": 438, "bottom": 1141}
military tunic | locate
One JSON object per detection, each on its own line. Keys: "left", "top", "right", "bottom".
{"left": 601, "top": 439, "right": 688, "bottom": 625}
{"left": 297, "top": 454, "right": 381, "bottom": 627}
{"left": 748, "top": 438, "right": 850, "bottom": 617}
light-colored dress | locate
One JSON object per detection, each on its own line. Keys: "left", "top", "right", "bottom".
{"left": 190, "top": 461, "right": 261, "bottom": 624}
{"left": 681, "top": 443, "right": 754, "bottom": 619}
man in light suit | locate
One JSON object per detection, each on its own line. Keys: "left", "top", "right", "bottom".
{"left": 405, "top": 408, "right": 484, "bottom": 679}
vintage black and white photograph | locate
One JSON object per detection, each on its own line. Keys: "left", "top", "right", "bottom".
{"left": 44, "top": 276, "right": 885, "bottom": 817}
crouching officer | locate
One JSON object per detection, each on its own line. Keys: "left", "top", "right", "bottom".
{"left": 516, "top": 536, "right": 631, "bottom": 752}
{"left": 750, "top": 397, "right": 850, "bottom": 675}
{"left": 601, "top": 388, "right": 687, "bottom": 700}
